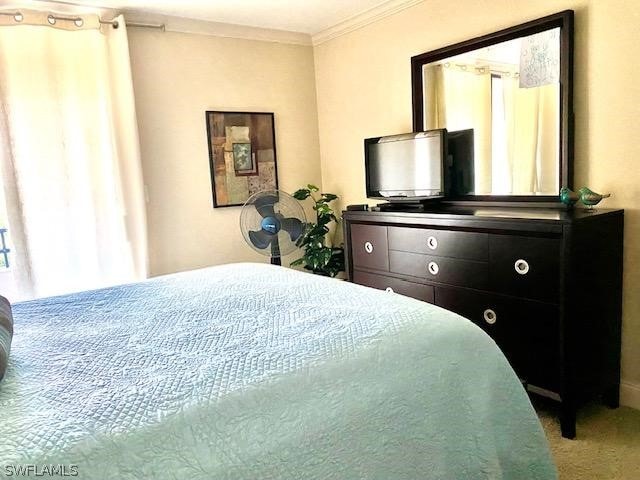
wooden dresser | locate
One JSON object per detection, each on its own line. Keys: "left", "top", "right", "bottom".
{"left": 343, "top": 206, "right": 624, "bottom": 438}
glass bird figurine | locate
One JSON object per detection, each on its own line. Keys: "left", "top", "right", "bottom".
{"left": 560, "top": 187, "right": 579, "bottom": 207}
{"left": 578, "top": 187, "right": 611, "bottom": 210}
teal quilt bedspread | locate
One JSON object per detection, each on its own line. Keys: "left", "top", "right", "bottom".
{"left": 0, "top": 263, "right": 556, "bottom": 479}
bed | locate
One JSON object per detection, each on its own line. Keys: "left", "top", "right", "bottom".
{"left": 0, "top": 262, "right": 556, "bottom": 479}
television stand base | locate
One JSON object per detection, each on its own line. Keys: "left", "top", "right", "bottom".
{"left": 373, "top": 198, "right": 443, "bottom": 212}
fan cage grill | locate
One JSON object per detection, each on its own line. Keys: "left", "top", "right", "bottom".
{"left": 240, "top": 190, "right": 307, "bottom": 258}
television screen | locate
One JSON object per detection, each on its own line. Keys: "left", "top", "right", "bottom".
{"left": 365, "top": 129, "right": 445, "bottom": 200}
{"left": 445, "top": 129, "right": 475, "bottom": 196}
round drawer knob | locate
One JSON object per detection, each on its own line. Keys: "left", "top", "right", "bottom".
{"left": 427, "top": 236, "right": 438, "bottom": 250}
{"left": 428, "top": 261, "right": 439, "bottom": 275}
{"left": 514, "top": 259, "right": 530, "bottom": 275}
{"left": 483, "top": 309, "right": 497, "bottom": 324}
{"left": 364, "top": 241, "right": 374, "bottom": 254}
{"left": 385, "top": 287, "right": 394, "bottom": 293}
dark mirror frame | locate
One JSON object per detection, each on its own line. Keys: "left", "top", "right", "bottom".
{"left": 411, "top": 10, "right": 574, "bottom": 206}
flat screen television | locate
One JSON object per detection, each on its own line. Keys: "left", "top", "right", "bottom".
{"left": 364, "top": 129, "right": 445, "bottom": 202}
{"left": 444, "top": 129, "right": 475, "bottom": 197}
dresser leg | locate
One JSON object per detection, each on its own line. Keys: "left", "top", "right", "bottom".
{"left": 560, "top": 405, "right": 576, "bottom": 439}
{"left": 603, "top": 384, "right": 620, "bottom": 409}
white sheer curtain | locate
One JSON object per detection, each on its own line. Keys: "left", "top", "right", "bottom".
{"left": 423, "top": 63, "right": 559, "bottom": 195}
{"left": 503, "top": 78, "right": 559, "bottom": 194}
{"left": 423, "top": 64, "right": 492, "bottom": 193}
{"left": 0, "top": 12, "right": 147, "bottom": 301}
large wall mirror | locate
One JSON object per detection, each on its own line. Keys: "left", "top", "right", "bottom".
{"left": 411, "top": 10, "right": 573, "bottom": 203}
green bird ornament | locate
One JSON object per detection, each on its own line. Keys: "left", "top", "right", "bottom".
{"left": 560, "top": 187, "right": 579, "bottom": 207}
{"left": 578, "top": 187, "right": 611, "bottom": 209}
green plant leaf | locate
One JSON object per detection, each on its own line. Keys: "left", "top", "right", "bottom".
{"left": 290, "top": 186, "right": 344, "bottom": 276}
{"left": 321, "top": 193, "right": 338, "bottom": 202}
{"left": 308, "top": 224, "right": 329, "bottom": 236}
{"left": 317, "top": 216, "right": 331, "bottom": 226}
{"left": 314, "top": 248, "right": 333, "bottom": 268}
{"left": 293, "top": 189, "right": 310, "bottom": 200}
{"left": 297, "top": 236, "right": 312, "bottom": 248}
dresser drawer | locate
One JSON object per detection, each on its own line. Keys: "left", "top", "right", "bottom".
{"left": 435, "top": 287, "right": 560, "bottom": 392}
{"left": 353, "top": 270, "right": 435, "bottom": 303}
{"left": 350, "top": 224, "right": 389, "bottom": 272}
{"left": 489, "top": 234, "right": 561, "bottom": 302}
{"left": 388, "top": 226, "right": 488, "bottom": 260}
{"left": 389, "top": 250, "right": 488, "bottom": 290}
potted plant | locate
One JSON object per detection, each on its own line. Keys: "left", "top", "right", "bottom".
{"left": 290, "top": 184, "right": 345, "bottom": 277}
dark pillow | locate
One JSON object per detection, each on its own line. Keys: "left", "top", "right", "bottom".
{"left": 0, "top": 295, "right": 13, "bottom": 382}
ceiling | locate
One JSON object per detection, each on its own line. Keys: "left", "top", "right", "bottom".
{"left": 31, "top": 0, "right": 401, "bottom": 35}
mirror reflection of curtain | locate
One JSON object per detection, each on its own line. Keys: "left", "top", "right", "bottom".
{"left": 424, "top": 64, "right": 492, "bottom": 193}
{"left": 423, "top": 64, "right": 559, "bottom": 195}
{"left": 503, "top": 79, "right": 559, "bottom": 194}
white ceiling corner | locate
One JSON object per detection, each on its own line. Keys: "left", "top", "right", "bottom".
{"left": 121, "top": 11, "right": 314, "bottom": 46}
{"left": 20, "top": 0, "right": 426, "bottom": 45}
{"left": 311, "top": 0, "right": 426, "bottom": 45}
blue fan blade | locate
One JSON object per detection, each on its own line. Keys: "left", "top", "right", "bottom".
{"left": 248, "top": 229, "right": 275, "bottom": 249}
{"left": 280, "top": 217, "right": 304, "bottom": 242}
{"left": 254, "top": 195, "right": 277, "bottom": 217}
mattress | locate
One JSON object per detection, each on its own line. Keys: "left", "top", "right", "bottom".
{"left": 0, "top": 262, "right": 556, "bottom": 479}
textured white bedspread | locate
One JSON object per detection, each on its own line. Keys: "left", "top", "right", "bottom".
{"left": 0, "top": 263, "right": 556, "bottom": 479}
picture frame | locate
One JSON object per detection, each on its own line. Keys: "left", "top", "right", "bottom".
{"left": 232, "top": 143, "right": 257, "bottom": 176}
{"left": 205, "top": 111, "right": 278, "bottom": 207}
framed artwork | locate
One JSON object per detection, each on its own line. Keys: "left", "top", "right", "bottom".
{"left": 205, "top": 111, "right": 278, "bottom": 207}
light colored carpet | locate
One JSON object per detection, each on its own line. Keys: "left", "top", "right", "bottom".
{"left": 536, "top": 401, "right": 640, "bottom": 479}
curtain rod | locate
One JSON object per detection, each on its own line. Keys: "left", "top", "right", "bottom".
{"left": 0, "top": 11, "right": 165, "bottom": 31}
{"left": 442, "top": 62, "right": 520, "bottom": 78}
{"left": 125, "top": 22, "right": 166, "bottom": 31}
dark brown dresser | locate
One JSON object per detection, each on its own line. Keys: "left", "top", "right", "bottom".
{"left": 343, "top": 206, "right": 624, "bottom": 438}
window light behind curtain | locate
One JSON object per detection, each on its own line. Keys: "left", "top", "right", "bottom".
{"left": 0, "top": 11, "right": 148, "bottom": 301}
{"left": 424, "top": 63, "right": 559, "bottom": 195}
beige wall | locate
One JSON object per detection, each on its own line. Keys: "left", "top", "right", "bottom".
{"left": 128, "top": 30, "right": 321, "bottom": 276}
{"left": 126, "top": 1, "right": 640, "bottom": 401}
{"left": 314, "top": 0, "right": 640, "bottom": 396}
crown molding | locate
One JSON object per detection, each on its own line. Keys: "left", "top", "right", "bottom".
{"left": 10, "top": 2, "right": 312, "bottom": 45}
{"left": 122, "top": 10, "right": 312, "bottom": 46}
{"left": 19, "top": 0, "right": 423, "bottom": 47}
{"left": 312, "top": 0, "right": 425, "bottom": 46}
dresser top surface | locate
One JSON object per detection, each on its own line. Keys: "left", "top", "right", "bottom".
{"left": 343, "top": 206, "right": 623, "bottom": 224}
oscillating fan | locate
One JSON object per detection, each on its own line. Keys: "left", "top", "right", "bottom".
{"left": 240, "top": 190, "right": 307, "bottom": 265}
